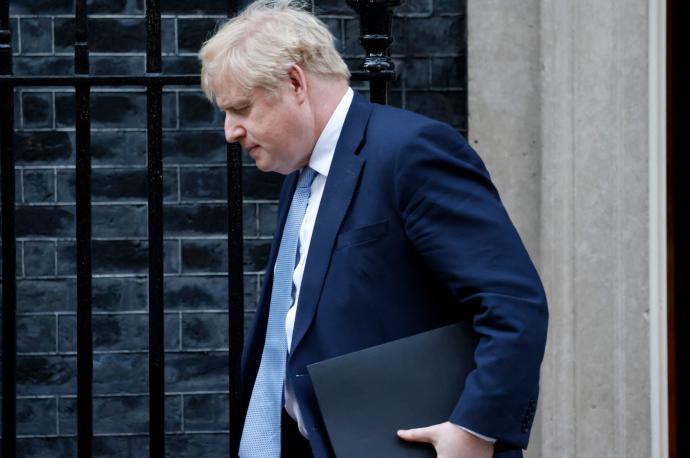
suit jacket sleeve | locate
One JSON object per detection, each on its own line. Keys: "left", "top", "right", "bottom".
{"left": 393, "top": 120, "right": 548, "bottom": 449}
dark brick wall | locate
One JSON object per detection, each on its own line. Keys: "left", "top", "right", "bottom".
{"left": 1, "top": 0, "right": 466, "bottom": 456}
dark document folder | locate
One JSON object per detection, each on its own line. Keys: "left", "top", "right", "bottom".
{"left": 307, "top": 321, "right": 479, "bottom": 458}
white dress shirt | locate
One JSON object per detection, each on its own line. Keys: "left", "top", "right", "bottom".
{"left": 282, "top": 87, "right": 354, "bottom": 437}
{"left": 279, "top": 87, "right": 495, "bottom": 445}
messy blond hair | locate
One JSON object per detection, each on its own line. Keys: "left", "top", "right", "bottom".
{"left": 199, "top": 0, "right": 350, "bottom": 102}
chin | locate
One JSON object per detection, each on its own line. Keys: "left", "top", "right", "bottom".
{"left": 254, "top": 161, "right": 272, "bottom": 172}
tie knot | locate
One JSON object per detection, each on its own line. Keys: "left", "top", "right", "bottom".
{"left": 298, "top": 167, "right": 318, "bottom": 189}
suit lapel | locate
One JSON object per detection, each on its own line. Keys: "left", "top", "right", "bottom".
{"left": 289, "top": 92, "right": 373, "bottom": 355}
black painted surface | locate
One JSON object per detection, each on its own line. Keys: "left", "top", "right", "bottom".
{"left": 0, "top": 0, "right": 468, "bottom": 456}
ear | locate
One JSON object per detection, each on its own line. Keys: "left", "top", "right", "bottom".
{"left": 287, "top": 64, "right": 308, "bottom": 104}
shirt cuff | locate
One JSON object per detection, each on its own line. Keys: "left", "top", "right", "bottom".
{"left": 456, "top": 424, "right": 497, "bottom": 444}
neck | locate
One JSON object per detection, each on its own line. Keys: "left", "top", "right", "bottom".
{"left": 307, "top": 76, "right": 349, "bottom": 145}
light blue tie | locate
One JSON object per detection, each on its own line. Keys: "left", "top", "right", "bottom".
{"left": 240, "top": 167, "right": 318, "bottom": 457}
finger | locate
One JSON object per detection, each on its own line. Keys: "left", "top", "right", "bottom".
{"left": 397, "top": 425, "right": 438, "bottom": 444}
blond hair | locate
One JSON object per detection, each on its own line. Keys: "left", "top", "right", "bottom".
{"left": 199, "top": 0, "right": 350, "bottom": 102}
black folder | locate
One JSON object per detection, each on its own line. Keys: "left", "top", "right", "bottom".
{"left": 307, "top": 321, "right": 479, "bottom": 458}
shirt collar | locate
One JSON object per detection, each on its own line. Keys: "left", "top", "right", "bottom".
{"left": 308, "top": 87, "right": 354, "bottom": 178}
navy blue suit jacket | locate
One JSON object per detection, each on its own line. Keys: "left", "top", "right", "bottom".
{"left": 242, "top": 91, "right": 548, "bottom": 457}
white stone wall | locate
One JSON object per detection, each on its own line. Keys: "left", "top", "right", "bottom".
{"left": 468, "top": 1, "right": 652, "bottom": 456}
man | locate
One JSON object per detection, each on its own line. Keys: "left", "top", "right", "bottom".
{"left": 199, "top": 1, "right": 548, "bottom": 457}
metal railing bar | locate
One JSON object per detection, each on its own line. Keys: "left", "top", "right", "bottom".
{"left": 224, "top": 1, "right": 243, "bottom": 455}
{"left": 73, "top": 1, "right": 94, "bottom": 457}
{"left": 227, "top": 140, "right": 244, "bottom": 458}
{"left": 0, "top": 70, "right": 392, "bottom": 87}
{"left": 0, "top": 74, "right": 200, "bottom": 86}
{"left": 145, "top": 0, "right": 166, "bottom": 456}
{"left": 1, "top": 0, "right": 17, "bottom": 455}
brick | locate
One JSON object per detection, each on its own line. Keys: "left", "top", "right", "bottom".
{"left": 243, "top": 203, "right": 258, "bottom": 237}
{"left": 166, "top": 351, "right": 228, "bottom": 392}
{"left": 315, "top": 0, "right": 353, "bottom": 15}
{"left": 163, "top": 90, "right": 178, "bottom": 129}
{"left": 56, "top": 92, "right": 147, "bottom": 129}
{"left": 164, "top": 434, "right": 229, "bottom": 458}
{"left": 393, "top": 17, "right": 406, "bottom": 56}
{"left": 56, "top": 168, "right": 178, "bottom": 203}
{"left": 242, "top": 167, "right": 283, "bottom": 200}
{"left": 16, "top": 205, "right": 75, "bottom": 238}
{"left": 21, "top": 91, "right": 53, "bottom": 129}
{"left": 18, "top": 315, "right": 56, "bottom": 353}
{"left": 92, "top": 277, "right": 147, "bottom": 312}
{"left": 179, "top": 91, "right": 223, "bottom": 128}
{"left": 58, "top": 313, "right": 179, "bottom": 352}
{"left": 181, "top": 312, "right": 228, "bottom": 349}
{"left": 92, "top": 205, "right": 149, "bottom": 238}
{"left": 93, "top": 436, "right": 149, "bottom": 458}
{"left": 178, "top": 18, "right": 220, "bottom": 54}
{"left": 243, "top": 239, "right": 271, "bottom": 272}
{"left": 165, "top": 204, "right": 227, "bottom": 236}
{"left": 161, "top": 0, "right": 227, "bottom": 15}
{"left": 90, "top": 56, "right": 145, "bottom": 76}
{"left": 55, "top": 18, "right": 146, "bottom": 53}
{"left": 244, "top": 273, "right": 259, "bottom": 309}
{"left": 93, "top": 353, "right": 149, "bottom": 394}
{"left": 406, "top": 90, "right": 466, "bottom": 128}
{"left": 396, "top": 0, "right": 432, "bottom": 16}
{"left": 162, "top": 55, "right": 201, "bottom": 74}
{"left": 17, "top": 355, "right": 76, "bottom": 395}
{"left": 15, "top": 437, "right": 76, "bottom": 458}
{"left": 258, "top": 203, "right": 278, "bottom": 237}
{"left": 163, "top": 131, "right": 226, "bottom": 164}
{"left": 179, "top": 167, "right": 225, "bottom": 200}
{"left": 183, "top": 393, "right": 229, "bottom": 431}
{"left": 19, "top": 17, "right": 53, "bottom": 54}
{"left": 437, "top": 0, "right": 466, "bottom": 15}
{"left": 343, "top": 18, "right": 364, "bottom": 57}
{"left": 164, "top": 276, "right": 227, "bottom": 311}
{"left": 58, "top": 395, "right": 180, "bottom": 436}
{"left": 10, "top": 17, "right": 18, "bottom": 54}
{"left": 24, "top": 240, "right": 56, "bottom": 276}
{"left": 92, "top": 131, "right": 146, "bottom": 166}
{"left": 392, "top": 88, "right": 407, "bottom": 110}
{"left": 17, "top": 279, "right": 76, "bottom": 313}
{"left": 431, "top": 56, "right": 466, "bottom": 88}
{"left": 401, "top": 57, "right": 430, "bottom": 89}
{"left": 320, "top": 17, "right": 343, "bottom": 52}
{"left": 15, "top": 131, "right": 74, "bottom": 165}
{"left": 57, "top": 239, "right": 178, "bottom": 275}
{"left": 9, "top": 0, "right": 72, "bottom": 14}
{"left": 88, "top": 0, "right": 144, "bottom": 14}
{"left": 181, "top": 239, "right": 227, "bottom": 273}
{"left": 407, "top": 16, "right": 464, "bottom": 54}
{"left": 162, "top": 18, "right": 176, "bottom": 55}
{"left": 14, "top": 56, "right": 73, "bottom": 75}
{"left": 17, "top": 398, "right": 57, "bottom": 435}
{"left": 23, "top": 168, "right": 55, "bottom": 203}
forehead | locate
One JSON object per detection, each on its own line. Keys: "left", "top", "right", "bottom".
{"left": 212, "top": 75, "right": 255, "bottom": 107}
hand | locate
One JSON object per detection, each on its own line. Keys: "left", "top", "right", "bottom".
{"left": 397, "top": 421, "right": 494, "bottom": 458}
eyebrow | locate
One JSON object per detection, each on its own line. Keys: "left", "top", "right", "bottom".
{"left": 219, "top": 98, "right": 251, "bottom": 112}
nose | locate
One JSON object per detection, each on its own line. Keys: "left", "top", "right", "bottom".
{"left": 224, "top": 112, "right": 246, "bottom": 144}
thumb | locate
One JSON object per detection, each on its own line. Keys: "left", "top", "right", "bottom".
{"left": 397, "top": 425, "right": 438, "bottom": 444}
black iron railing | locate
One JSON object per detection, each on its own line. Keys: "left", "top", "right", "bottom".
{"left": 0, "top": 0, "right": 397, "bottom": 456}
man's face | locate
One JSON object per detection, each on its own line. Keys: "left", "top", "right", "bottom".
{"left": 214, "top": 76, "right": 315, "bottom": 175}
